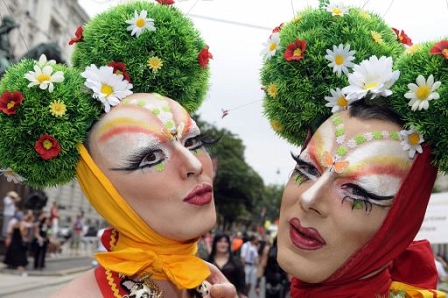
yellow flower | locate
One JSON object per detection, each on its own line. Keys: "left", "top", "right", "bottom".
{"left": 271, "top": 120, "right": 282, "bottom": 132}
{"left": 267, "top": 83, "right": 278, "bottom": 98}
{"left": 358, "top": 11, "right": 371, "bottom": 19}
{"left": 147, "top": 56, "right": 163, "bottom": 73}
{"left": 293, "top": 15, "right": 302, "bottom": 22}
{"left": 405, "top": 44, "right": 421, "bottom": 55}
{"left": 49, "top": 100, "right": 67, "bottom": 117}
{"left": 371, "top": 31, "right": 384, "bottom": 44}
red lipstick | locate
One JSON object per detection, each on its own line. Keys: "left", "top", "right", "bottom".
{"left": 289, "top": 218, "right": 326, "bottom": 250}
{"left": 184, "top": 184, "right": 213, "bottom": 206}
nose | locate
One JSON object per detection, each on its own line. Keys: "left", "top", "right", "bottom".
{"left": 175, "top": 143, "right": 203, "bottom": 179}
{"left": 299, "top": 172, "right": 332, "bottom": 215}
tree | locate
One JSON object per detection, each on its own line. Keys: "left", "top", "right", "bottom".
{"left": 195, "top": 116, "right": 265, "bottom": 231}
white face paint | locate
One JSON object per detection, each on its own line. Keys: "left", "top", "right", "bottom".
{"left": 89, "top": 93, "right": 216, "bottom": 241}
{"left": 276, "top": 110, "right": 413, "bottom": 283}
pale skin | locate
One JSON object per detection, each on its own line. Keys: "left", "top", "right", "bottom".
{"left": 51, "top": 93, "right": 236, "bottom": 298}
{"left": 277, "top": 110, "right": 413, "bottom": 283}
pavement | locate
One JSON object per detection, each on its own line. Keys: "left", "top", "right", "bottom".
{"left": 0, "top": 255, "right": 95, "bottom": 296}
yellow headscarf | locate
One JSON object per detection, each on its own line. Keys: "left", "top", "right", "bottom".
{"left": 76, "top": 144, "right": 210, "bottom": 289}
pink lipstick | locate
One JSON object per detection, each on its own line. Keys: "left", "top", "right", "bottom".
{"left": 289, "top": 218, "right": 326, "bottom": 250}
{"left": 184, "top": 184, "right": 213, "bottom": 206}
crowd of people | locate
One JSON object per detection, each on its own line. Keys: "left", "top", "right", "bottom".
{"left": 198, "top": 231, "right": 290, "bottom": 298}
{"left": 1, "top": 191, "right": 87, "bottom": 276}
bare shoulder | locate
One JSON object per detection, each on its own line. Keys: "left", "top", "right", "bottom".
{"left": 50, "top": 269, "right": 101, "bottom": 298}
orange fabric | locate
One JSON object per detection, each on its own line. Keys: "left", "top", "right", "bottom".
{"left": 76, "top": 144, "right": 210, "bottom": 289}
{"left": 390, "top": 281, "right": 447, "bottom": 297}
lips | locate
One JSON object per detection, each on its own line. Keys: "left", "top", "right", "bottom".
{"left": 183, "top": 184, "right": 213, "bottom": 206}
{"left": 289, "top": 218, "right": 326, "bottom": 250}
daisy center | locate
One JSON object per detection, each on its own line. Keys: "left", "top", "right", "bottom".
{"left": 293, "top": 48, "right": 303, "bottom": 57}
{"left": 333, "top": 8, "right": 342, "bottom": 15}
{"left": 101, "top": 84, "right": 114, "bottom": 97}
{"left": 37, "top": 73, "right": 51, "bottom": 83}
{"left": 335, "top": 55, "right": 344, "bottom": 65}
{"left": 136, "top": 18, "right": 145, "bottom": 28}
{"left": 269, "top": 43, "right": 277, "bottom": 51}
{"left": 337, "top": 96, "right": 348, "bottom": 107}
{"left": 408, "top": 132, "right": 420, "bottom": 146}
{"left": 364, "top": 81, "right": 378, "bottom": 90}
{"left": 7, "top": 101, "right": 15, "bottom": 109}
{"left": 42, "top": 139, "right": 53, "bottom": 150}
{"left": 416, "top": 85, "right": 430, "bottom": 100}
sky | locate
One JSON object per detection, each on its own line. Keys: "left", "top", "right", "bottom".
{"left": 78, "top": 0, "right": 448, "bottom": 185}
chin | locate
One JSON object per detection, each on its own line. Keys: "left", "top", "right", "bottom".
{"left": 277, "top": 245, "right": 330, "bottom": 283}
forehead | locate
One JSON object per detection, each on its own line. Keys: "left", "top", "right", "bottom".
{"left": 306, "top": 111, "right": 412, "bottom": 176}
{"left": 91, "top": 94, "right": 193, "bottom": 142}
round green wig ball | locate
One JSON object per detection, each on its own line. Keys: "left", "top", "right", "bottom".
{"left": 0, "top": 59, "right": 102, "bottom": 188}
{"left": 71, "top": 1, "right": 210, "bottom": 114}
{"left": 260, "top": 6, "right": 405, "bottom": 146}
{"left": 390, "top": 39, "right": 448, "bottom": 173}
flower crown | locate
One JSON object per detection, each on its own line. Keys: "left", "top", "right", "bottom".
{"left": 260, "top": 2, "right": 448, "bottom": 172}
{"left": 0, "top": 1, "right": 212, "bottom": 188}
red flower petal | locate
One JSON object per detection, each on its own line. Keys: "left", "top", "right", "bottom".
{"left": 272, "top": 23, "right": 284, "bottom": 33}
{"left": 284, "top": 39, "right": 307, "bottom": 61}
{"left": 392, "top": 28, "right": 413, "bottom": 46}
{"left": 198, "top": 46, "right": 213, "bottom": 69}
{"left": 108, "top": 61, "right": 131, "bottom": 83}
{"left": 35, "top": 134, "right": 61, "bottom": 160}
{"left": 69, "top": 26, "right": 84, "bottom": 45}
{"left": 430, "top": 40, "right": 448, "bottom": 60}
{"left": 0, "top": 91, "right": 24, "bottom": 115}
{"left": 156, "top": 0, "right": 175, "bottom": 5}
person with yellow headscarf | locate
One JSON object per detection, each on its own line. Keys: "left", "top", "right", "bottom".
{"left": 0, "top": 1, "right": 236, "bottom": 297}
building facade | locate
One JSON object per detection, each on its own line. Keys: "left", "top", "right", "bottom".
{"left": 0, "top": 0, "right": 105, "bottom": 233}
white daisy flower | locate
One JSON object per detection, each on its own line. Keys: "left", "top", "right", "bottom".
{"left": 24, "top": 60, "right": 65, "bottom": 93}
{"left": 325, "top": 88, "right": 351, "bottom": 113}
{"left": 326, "top": 3, "right": 349, "bottom": 17}
{"left": 404, "top": 74, "right": 441, "bottom": 111}
{"left": 126, "top": 10, "right": 156, "bottom": 38}
{"left": 400, "top": 128, "right": 424, "bottom": 158}
{"left": 364, "top": 132, "right": 373, "bottom": 141}
{"left": 260, "top": 32, "right": 280, "bottom": 61}
{"left": 36, "top": 54, "right": 56, "bottom": 67}
{"left": 347, "top": 139, "right": 357, "bottom": 148}
{"left": 81, "top": 65, "right": 133, "bottom": 113}
{"left": 0, "top": 168, "right": 25, "bottom": 184}
{"left": 342, "top": 56, "right": 400, "bottom": 101}
{"left": 325, "top": 44, "right": 356, "bottom": 76}
{"left": 336, "top": 135, "right": 345, "bottom": 144}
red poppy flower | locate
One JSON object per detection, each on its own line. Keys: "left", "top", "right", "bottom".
{"left": 430, "top": 40, "right": 448, "bottom": 60}
{"left": 69, "top": 26, "right": 84, "bottom": 45}
{"left": 108, "top": 61, "right": 131, "bottom": 82}
{"left": 0, "top": 91, "right": 24, "bottom": 115}
{"left": 272, "top": 23, "right": 284, "bottom": 33}
{"left": 392, "top": 28, "right": 413, "bottom": 46}
{"left": 35, "top": 134, "right": 61, "bottom": 160}
{"left": 198, "top": 46, "right": 213, "bottom": 69}
{"left": 156, "top": 0, "right": 175, "bottom": 4}
{"left": 284, "top": 39, "right": 307, "bottom": 61}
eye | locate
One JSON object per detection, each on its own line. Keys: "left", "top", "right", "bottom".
{"left": 139, "top": 150, "right": 166, "bottom": 169}
{"left": 290, "top": 153, "right": 320, "bottom": 183}
{"left": 184, "top": 135, "right": 204, "bottom": 150}
{"left": 340, "top": 183, "right": 394, "bottom": 214}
